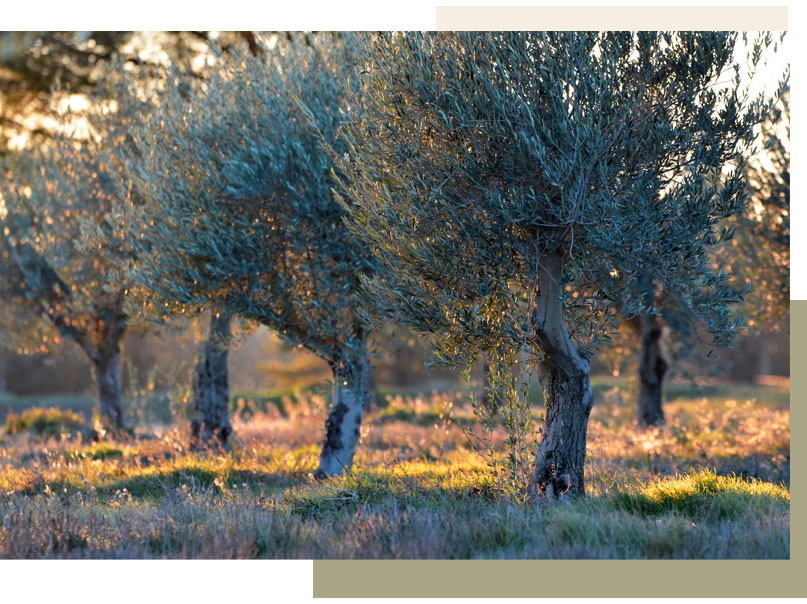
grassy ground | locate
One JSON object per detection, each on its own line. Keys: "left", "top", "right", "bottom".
{"left": 0, "top": 381, "right": 790, "bottom": 559}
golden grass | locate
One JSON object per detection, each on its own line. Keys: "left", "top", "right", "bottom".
{"left": 0, "top": 385, "right": 790, "bottom": 559}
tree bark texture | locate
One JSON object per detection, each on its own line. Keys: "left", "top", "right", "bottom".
{"left": 93, "top": 351, "right": 123, "bottom": 429}
{"left": 636, "top": 313, "right": 667, "bottom": 427}
{"left": 528, "top": 253, "right": 594, "bottom": 500}
{"left": 315, "top": 343, "right": 373, "bottom": 478}
{"left": 0, "top": 338, "right": 6, "bottom": 392}
{"left": 190, "top": 311, "right": 232, "bottom": 450}
{"left": 361, "top": 356, "right": 377, "bottom": 413}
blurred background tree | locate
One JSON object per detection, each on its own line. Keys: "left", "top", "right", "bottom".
{"left": 0, "top": 88, "right": 141, "bottom": 429}
{"left": 0, "top": 32, "right": 224, "bottom": 150}
{"left": 727, "top": 86, "right": 790, "bottom": 364}
{"left": 119, "top": 32, "right": 380, "bottom": 476}
{"left": 596, "top": 83, "right": 789, "bottom": 426}
{"left": 0, "top": 31, "right": 262, "bottom": 445}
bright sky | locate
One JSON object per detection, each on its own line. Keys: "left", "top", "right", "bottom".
{"left": 737, "top": 33, "right": 789, "bottom": 104}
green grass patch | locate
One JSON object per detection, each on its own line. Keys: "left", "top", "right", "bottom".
{"left": 76, "top": 443, "right": 125, "bottom": 461}
{"left": 107, "top": 466, "right": 221, "bottom": 497}
{"left": 0, "top": 393, "right": 95, "bottom": 422}
{"left": 610, "top": 469, "right": 790, "bottom": 521}
{"left": 4, "top": 407, "right": 88, "bottom": 438}
{"left": 0, "top": 384, "right": 790, "bottom": 559}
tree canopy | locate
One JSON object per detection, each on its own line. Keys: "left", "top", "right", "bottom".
{"left": 341, "top": 32, "right": 777, "bottom": 361}
{"left": 0, "top": 86, "right": 144, "bottom": 426}
{"left": 335, "top": 31, "right": 778, "bottom": 497}
{"left": 727, "top": 86, "right": 790, "bottom": 334}
{"left": 120, "top": 32, "right": 377, "bottom": 475}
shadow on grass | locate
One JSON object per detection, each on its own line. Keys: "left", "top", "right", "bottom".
{"left": 26, "top": 465, "right": 311, "bottom": 500}
{"left": 374, "top": 407, "right": 447, "bottom": 427}
{"left": 288, "top": 469, "right": 500, "bottom": 519}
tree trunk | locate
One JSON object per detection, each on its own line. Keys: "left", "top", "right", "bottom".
{"left": 361, "top": 356, "right": 377, "bottom": 413}
{"left": 636, "top": 313, "right": 667, "bottom": 427}
{"left": 528, "top": 253, "right": 593, "bottom": 500}
{"left": 315, "top": 342, "right": 372, "bottom": 478}
{"left": 756, "top": 333, "right": 773, "bottom": 377}
{"left": 0, "top": 337, "right": 6, "bottom": 393}
{"left": 93, "top": 351, "right": 123, "bottom": 429}
{"left": 190, "top": 311, "right": 232, "bottom": 451}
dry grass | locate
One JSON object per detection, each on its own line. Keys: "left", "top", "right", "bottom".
{"left": 0, "top": 383, "right": 790, "bottom": 559}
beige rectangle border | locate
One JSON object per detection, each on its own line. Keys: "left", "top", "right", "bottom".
{"left": 315, "top": 8, "right": 793, "bottom": 596}
{"left": 436, "top": 5, "right": 787, "bottom": 31}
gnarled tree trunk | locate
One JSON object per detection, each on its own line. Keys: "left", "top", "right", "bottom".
{"left": 190, "top": 311, "right": 232, "bottom": 451}
{"left": 93, "top": 350, "right": 123, "bottom": 429}
{"left": 636, "top": 313, "right": 667, "bottom": 427}
{"left": 315, "top": 342, "right": 372, "bottom": 478}
{"left": 528, "top": 253, "right": 594, "bottom": 500}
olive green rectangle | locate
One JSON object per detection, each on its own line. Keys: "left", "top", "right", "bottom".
{"left": 312, "top": 301, "right": 797, "bottom": 596}
{"left": 314, "top": 559, "right": 800, "bottom": 598}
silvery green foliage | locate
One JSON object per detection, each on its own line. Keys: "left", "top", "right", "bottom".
{"left": 461, "top": 351, "right": 538, "bottom": 501}
{"left": 0, "top": 94, "right": 135, "bottom": 362}
{"left": 336, "top": 32, "right": 776, "bottom": 366}
{"left": 726, "top": 85, "right": 790, "bottom": 334}
{"left": 122, "top": 33, "right": 373, "bottom": 370}
{"left": 617, "top": 75, "right": 788, "bottom": 380}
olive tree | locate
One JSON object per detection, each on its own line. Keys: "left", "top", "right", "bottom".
{"left": 337, "top": 31, "right": 776, "bottom": 498}
{"left": 1, "top": 35, "right": 249, "bottom": 442}
{"left": 188, "top": 310, "right": 233, "bottom": 449}
{"left": 728, "top": 86, "right": 789, "bottom": 336}
{"left": 184, "top": 37, "right": 266, "bottom": 451}
{"left": 0, "top": 97, "right": 135, "bottom": 429}
{"left": 121, "top": 33, "right": 375, "bottom": 476}
{"left": 612, "top": 276, "right": 695, "bottom": 426}
{"left": 622, "top": 82, "right": 788, "bottom": 426}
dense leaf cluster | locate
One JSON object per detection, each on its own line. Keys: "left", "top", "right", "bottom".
{"left": 122, "top": 33, "right": 373, "bottom": 370}
{"left": 336, "top": 32, "right": 778, "bottom": 365}
{"left": 0, "top": 94, "right": 137, "bottom": 362}
{"left": 727, "top": 87, "right": 790, "bottom": 333}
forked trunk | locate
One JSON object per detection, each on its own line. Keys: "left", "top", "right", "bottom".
{"left": 315, "top": 343, "right": 372, "bottom": 478}
{"left": 93, "top": 351, "right": 123, "bottom": 429}
{"left": 190, "top": 311, "right": 232, "bottom": 450}
{"left": 528, "top": 254, "right": 593, "bottom": 500}
{"left": 637, "top": 313, "right": 667, "bottom": 427}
